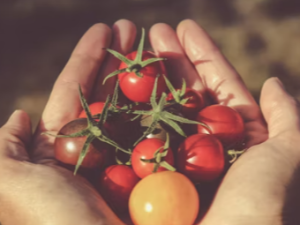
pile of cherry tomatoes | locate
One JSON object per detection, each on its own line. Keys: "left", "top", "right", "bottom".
{"left": 47, "top": 28, "right": 245, "bottom": 225}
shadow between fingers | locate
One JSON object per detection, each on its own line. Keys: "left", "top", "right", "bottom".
{"left": 282, "top": 164, "right": 300, "bottom": 225}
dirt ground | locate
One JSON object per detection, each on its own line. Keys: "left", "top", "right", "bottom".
{"left": 0, "top": 0, "right": 300, "bottom": 128}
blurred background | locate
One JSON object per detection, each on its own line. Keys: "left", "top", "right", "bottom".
{"left": 0, "top": 0, "right": 300, "bottom": 128}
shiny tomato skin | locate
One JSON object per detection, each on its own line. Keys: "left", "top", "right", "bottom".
{"left": 118, "top": 51, "right": 167, "bottom": 103}
{"left": 54, "top": 118, "right": 110, "bottom": 169}
{"left": 177, "top": 134, "right": 225, "bottom": 182}
{"left": 197, "top": 105, "right": 245, "bottom": 149}
{"left": 129, "top": 171, "right": 199, "bottom": 225}
{"left": 98, "top": 165, "right": 140, "bottom": 214}
{"left": 78, "top": 102, "right": 105, "bottom": 118}
{"left": 167, "top": 88, "right": 205, "bottom": 114}
{"left": 131, "top": 138, "right": 174, "bottom": 179}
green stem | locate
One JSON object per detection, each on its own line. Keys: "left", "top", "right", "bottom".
{"left": 160, "top": 161, "right": 176, "bottom": 171}
{"left": 97, "top": 136, "right": 132, "bottom": 155}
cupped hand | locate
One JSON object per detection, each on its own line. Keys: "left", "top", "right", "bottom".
{"left": 0, "top": 19, "right": 138, "bottom": 225}
{"left": 149, "top": 20, "right": 300, "bottom": 225}
{"left": 0, "top": 18, "right": 299, "bottom": 225}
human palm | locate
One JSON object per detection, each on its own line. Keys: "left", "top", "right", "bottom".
{"left": 0, "top": 19, "right": 299, "bottom": 225}
{"left": 161, "top": 20, "right": 299, "bottom": 225}
{"left": 0, "top": 20, "right": 132, "bottom": 225}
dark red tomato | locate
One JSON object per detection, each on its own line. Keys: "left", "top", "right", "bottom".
{"left": 78, "top": 102, "right": 105, "bottom": 118}
{"left": 197, "top": 105, "right": 245, "bottom": 149}
{"left": 77, "top": 101, "right": 138, "bottom": 145}
{"left": 177, "top": 134, "right": 225, "bottom": 182}
{"left": 54, "top": 118, "right": 111, "bottom": 169}
{"left": 167, "top": 88, "right": 205, "bottom": 114}
{"left": 98, "top": 165, "right": 140, "bottom": 214}
{"left": 131, "top": 138, "right": 174, "bottom": 179}
{"left": 107, "top": 119, "right": 142, "bottom": 151}
{"left": 118, "top": 51, "right": 167, "bottom": 103}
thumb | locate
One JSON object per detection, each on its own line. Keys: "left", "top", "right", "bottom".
{"left": 260, "top": 77, "right": 300, "bottom": 138}
{"left": 0, "top": 110, "right": 32, "bottom": 161}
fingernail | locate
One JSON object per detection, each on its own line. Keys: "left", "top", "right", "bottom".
{"left": 274, "top": 77, "right": 286, "bottom": 90}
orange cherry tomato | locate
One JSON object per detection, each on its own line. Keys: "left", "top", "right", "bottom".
{"left": 129, "top": 171, "right": 199, "bottom": 225}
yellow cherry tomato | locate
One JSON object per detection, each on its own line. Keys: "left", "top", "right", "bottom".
{"left": 129, "top": 171, "right": 199, "bottom": 225}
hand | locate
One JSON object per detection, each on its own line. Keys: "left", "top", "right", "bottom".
{"left": 0, "top": 19, "right": 138, "bottom": 225}
{"left": 0, "top": 18, "right": 299, "bottom": 225}
{"left": 149, "top": 19, "right": 300, "bottom": 225}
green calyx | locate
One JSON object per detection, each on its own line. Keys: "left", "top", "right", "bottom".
{"left": 43, "top": 84, "right": 131, "bottom": 175}
{"left": 140, "top": 134, "right": 176, "bottom": 172}
{"left": 164, "top": 75, "right": 189, "bottom": 105}
{"left": 94, "top": 80, "right": 138, "bottom": 120}
{"left": 102, "top": 28, "right": 166, "bottom": 85}
{"left": 132, "top": 75, "right": 205, "bottom": 146}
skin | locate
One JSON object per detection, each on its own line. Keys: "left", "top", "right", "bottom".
{"left": 0, "top": 18, "right": 299, "bottom": 225}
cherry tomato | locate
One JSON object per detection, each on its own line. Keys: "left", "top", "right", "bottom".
{"left": 197, "top": 105, "right": 245, "bottom": 149}
{"left": 98, "top": 165, "right": 140, "bottom": 214}
{"left": 129, "top": 171, "right": 199, "bottom": 225}
{"left": 167, "top": 88, "right": 205, "bottom": 114}
{"left": 54, "top": 118, "right": 110, "bottom": 168}
{"left": 177, "top": 134, "right": 225, "bottom": 182}
{"left": 78, "top": 101, "right": 141, "bottom": 149}
{"left": 131, "top": 138, "right": 174, "bottom": 179}
{"left": 78, "top": 102, "right": 105, "bottom": 118}
{"left": 118, "top": 51, "right": 167, "bottom": 103}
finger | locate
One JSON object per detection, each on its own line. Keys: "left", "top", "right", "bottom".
{"left": 176, "top": 19, "right": 260, "bottom": 121}
{"left": 38, "top": 23, "right": 112, "bottom": 133}
{"left": 149, "top": 23, "right": 204, "bottom": 91}
{"left": 0, "top": 110, "right": 31, "bottom": 161}
{"left": 32, "top": 24, "right": 112, "bottom": 163}
{"left": 261, "top": 77, "right": 300, "bottom": 138}
{"left": 92, "top": 19, "right": 136, "bottom": 102}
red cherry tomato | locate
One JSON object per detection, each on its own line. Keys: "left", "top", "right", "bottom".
{"left": 118, "top": 51, "right": 167, "bottom": 103}
{"left": 78, "top": 102, "right": 105, "bottom": 118}
{"left": 129, "top": 171, "right": 199, "bottom": 225}
{"left": 54, "top": 118, "right": 110, "bottom": 169}
{"left": 177, "top": 133, "right": 225, "bottom": 183}
{"left": 197, "top": 105, "right": 245, "bottom": 149}
{"left": 131, "top": 138, "right": 174, "bottom": 179}
{"left": 99, "top": 165, "right": 140, "bottom": 214}
{"left": 167, "top": 88, "right": 205, "bottom": 114}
